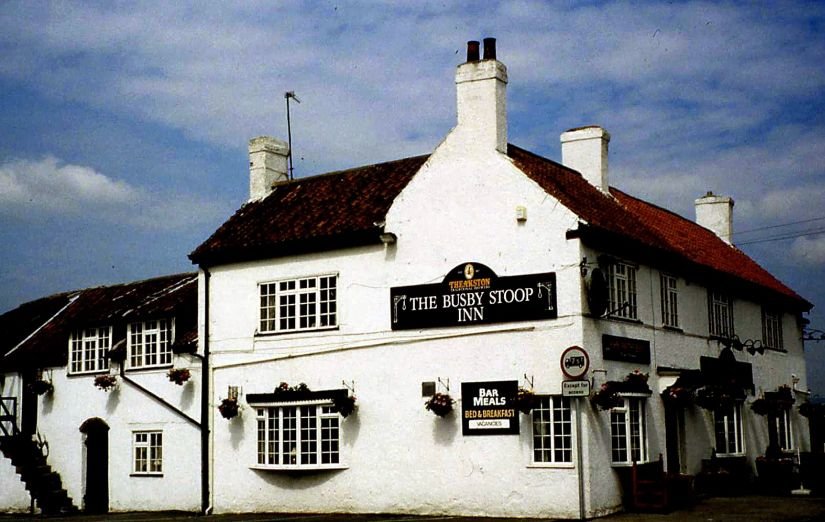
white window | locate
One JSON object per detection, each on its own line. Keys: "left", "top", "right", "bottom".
{"left": 660, "top": 273, "right": 679, "bottom": 328}
{"left": 773, "top": 410, "right": 793, "bottom": 452}
{"left": 708, "top": 290, "right": 734, "bottom": 338}
{"left": 69, "top": 327, "right": 111, "bottom": 374}
{"left": 133, "top": 431, "right": 163, "bottom": 474}
{"left": 532, "top": 396, "right": 573, "bottom": 464}
{"left": 256, "top": 403, "right": 341, "bottom": 469}
{"left": 608, "top": 262, "right": 637, "bottom": 319}
{"left": 715, "top": 403, "right": 744, "bottom": 456}
{"left": 762, "top": 309, "right": 783, "bottom": 351}
{"left": 128, "top": 319, "right": 173, "bottom": 368}
{"left": 260, "top": 275, "right": 337, "bottom": 333}
{"left": 611, "top": 397, "right": 647, "bottom": 464}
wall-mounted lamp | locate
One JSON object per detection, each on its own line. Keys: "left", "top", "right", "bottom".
{"left": 719, "top": 335, "right": 765, "bottom": 355}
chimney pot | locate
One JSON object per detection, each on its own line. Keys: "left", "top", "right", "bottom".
{"left": 467, "top": 41, "right": 480, "bottom": 62}
{"left": 483, "top": 38, "right": 496, "bottom": 60}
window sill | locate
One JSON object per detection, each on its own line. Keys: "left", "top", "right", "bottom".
{"left": 611, "top": 461, "right": 650, "bottom": 468}
{"left": 662, "top": 325, "right": 683, "bottom": 333}
{"left": 527, "top": 462, "right": 575, "bottom": 469}
{"left": 68, "top": 370, "right": 110, "bottom": 377}
{"left": 255, "top": 326, "right": 340, "bottom": 338}
{"left": 130, "top": 473, "right": 163, "bottom": 477}
{"left": 250, "top": 464, "right": 348, "bottom": 473}
{"left": 124, "top": 364, "right": 174, "bottom": 373}
{"left": 604, "top": 316, "right": 643, "bottom": 325}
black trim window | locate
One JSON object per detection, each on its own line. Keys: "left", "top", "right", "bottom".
{"left": 69, "top": 327, "right": 111, "bottom": 374}
{"left": 608, "top": 262, "right": 637, "bottom": 319}
{"left": 260, "top": 275, "right": 337, "bottom": 333}
{"left": 256, "top": 404, "right": 340, "bottom": 468}
{"left": 762, "top": 308, "right": 783, "bottom": 350}
{"left": 532, "top": 396, "right": 572, "bottom": 464}
{"left": 611, "top": 397, "right": 647, "bottom": 464}
{"left": 708, "top": 290, "right": 734, "bottom": 338}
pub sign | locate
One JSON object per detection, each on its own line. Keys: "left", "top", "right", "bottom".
{"left": 461, "top": 380, "right": 519, "bottom": 436}
{"left": 390, "top": 262, "right": 557, "bottom": 330}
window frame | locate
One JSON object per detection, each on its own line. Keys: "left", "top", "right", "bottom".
{"left": 660, "top": 273, "right": 679, "bottom": 328}
{"left": 253, "top": 400, "right": 345, "bottom": 471}
{"left": 771, "top": 409, "right": 793, "bottom": 452}
{"left": 610, "top": 396, "right": 648, "bottom": 465}
{"left": 762, "top": 308, "right": 784, "bottom": 351}
{"left": 714, "top": 403, "right": 745, "bottom": 456}
{"left": 607, "top": 261, "right": 638, "bottom": 320}
{"left": 708, "top": 290, "right": 735, "bottom": 339}
{"left": 68, "top": 326, "right": 112, "bottom": 375}
{"left": 132, "top": 430, "right": 163, "bottom": 476}
{"left": 259, "top": 274, "right": 338, "bottom": 334}
{"left": 127, "top": 318, "right": 175, "bottom": 370}
{"left": 530, "top": 395, "right": 573, "bottom": 466}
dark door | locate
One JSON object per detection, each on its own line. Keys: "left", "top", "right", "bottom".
{"left": 20, "top": 369, "right": 37, "bottom": 436}
{"left": 80, "top": 418, "right": 109, "bottom": 514}
{"left": 664, "top": 404, "right": 684, "bottom": 474}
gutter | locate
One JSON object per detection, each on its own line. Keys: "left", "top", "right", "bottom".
{"left": 200, "top": 268, "right": 212, "bottom": 515}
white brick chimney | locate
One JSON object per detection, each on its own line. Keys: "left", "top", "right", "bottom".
{"left": 560, "top": 126, "right": 611, "bottom": 192}
{"left": 248, "top": 136, "right": 289, "bottom": 201}
{"left": 454, "top": 38, "right": 508, "bottom": 154}
{"left": 695, "top": 191, "right": 734, "bottom": 244}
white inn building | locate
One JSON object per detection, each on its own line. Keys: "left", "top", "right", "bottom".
{"left": 1, "top": 39, "right": 815, "bottom": 518}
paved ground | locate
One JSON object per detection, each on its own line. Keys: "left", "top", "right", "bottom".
{"left": 2, "top": 496, "right": 825, "bottom": 521}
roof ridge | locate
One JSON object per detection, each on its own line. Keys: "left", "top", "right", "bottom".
{"left": 269, "top": 153, "right": 432, "bottom": 189}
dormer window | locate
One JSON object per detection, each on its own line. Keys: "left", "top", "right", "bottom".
{"left": 69, "top": 327, "right": 111, "bottom": 374}
{"left": 128, "top": 319, "right": 174, "bottom": 369}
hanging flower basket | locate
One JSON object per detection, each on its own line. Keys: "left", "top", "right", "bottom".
{"left": 661, "top": 385, "right": 695, "bottom": 408}
{"left": 751, "top": 385, "right": 794, "bottom": 416}
{"left": 218, "top": 397, "right": 239, "bottom": 419}
{"left": 425, "top": 392, "right": 454, "bottom": 417}
{"left": 694, "top": 384, "right": 744, "bottom": 412}
{"left": 591, "top": 370, "right": 650, "bottom": 410}
{"left": 516, "top": 387, "right": 537, "bottom": 414}
{"left": 590, "top": 383, "right": 623, "bottom": 410}
{"left": 167, "top": 368, "right": 191, "bottom": 385}
{"left": 94, "top": 374, "right": 118, "bottom": 392}
{"left": 332, "top": 394, "right": 357, "bottom": 418}
{"left": 799, "top": 401, "right": 825, "bottom": 419}
{"left": 27, "top": 379, "right": 53, "bottom": 396}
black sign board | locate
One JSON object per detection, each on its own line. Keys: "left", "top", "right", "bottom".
{"left": 390, "top": 263, "right": 557, "bottom": 330}
{"left": 461, "top": 381, "right": 519, "bottom": 436}
{"left": 602, "top": 334, "right": 651, "bottom": 364}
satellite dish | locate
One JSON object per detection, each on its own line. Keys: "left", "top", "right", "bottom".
{"left": 587, "top": 268, "right": 608, "bottom": 317}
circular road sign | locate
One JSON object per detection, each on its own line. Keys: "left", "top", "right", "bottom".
{"left": 560, "top": 346, "right": 590, "bottom": 379}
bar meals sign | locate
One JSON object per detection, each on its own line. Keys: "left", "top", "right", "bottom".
{"left": 390, "top": 262, "right": 557, "bottom": 330}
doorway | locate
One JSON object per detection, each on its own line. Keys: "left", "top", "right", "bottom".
{"left": 664, "top": 404, "right": 686, "bottom": 474}
{"left": 79, "top": 418, "right": 109, "bottom": 514}
{"left": 20, "top": 369, "right": 37, "bottom": 436}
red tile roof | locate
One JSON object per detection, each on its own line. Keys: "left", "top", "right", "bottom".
{"left": 189, "top": 154, "right": 429, "bottom": 266}
{"left": 1, "top": 273, "right": 197, "bottom": 370}
{"left": 189, "top": 144, "right": 810, "bottom": 311}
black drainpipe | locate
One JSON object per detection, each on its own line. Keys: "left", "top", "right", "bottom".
{"left": 201, "top": 267, "right": 211, "bottom": 515}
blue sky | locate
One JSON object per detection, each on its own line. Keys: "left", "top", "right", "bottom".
{"left": 1, "top": 1, "right": 824, "bottom": 390}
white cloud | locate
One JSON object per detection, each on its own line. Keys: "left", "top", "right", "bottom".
{"left": 0, "top": 156, "right": 137, "bottom": 212}
{"left": 0, "top": 156, "right": 224, "bottom": 231}
{"left": 791, "top": 236, "right": 825, "bottom": 266}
